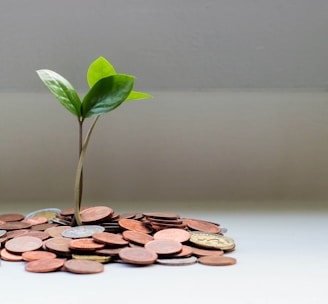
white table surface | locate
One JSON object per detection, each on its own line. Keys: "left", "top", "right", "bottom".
{"left": 1, "top": 209, "right": 327, "bottom": 304}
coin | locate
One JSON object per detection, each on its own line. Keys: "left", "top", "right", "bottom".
{"left": 61, "top": 225, "right": 105, "bottom": 238}
{"left": 64, "top": 259, "right": 104, "bottom": 274}
{"left": 189, "top": 231, "right": 235, "bottom": 251}
{"left": 72, "top": 254, "right": 111, "bottom": 263}
{"left": 118, "top": 247, "right": 158, "bottom": 265}
{"left": 80, "top": 206, "right": 113, "bottom": 223}
{"left": 0, "top": 248, "right": 24, "bottom": 261}
{"left": 5, "top": 236, "right": 43, "bottom": 254}
{"left": 30, "top": 223, "right": 58, "bottom": 231}
{"left": 0, "top": 221, "right": 32, "bottom": 231}
{"left": 6, "top": 229, "right": 29, "bottom": 239}
{"left": 25, "top": 258, "right": 66, "bottom": 273}
{"left": 0, "top": 230, "right": 7, "bottom": 238}
{"left": 25, "top": 208, "right": 61, "bottom": 220}
{"left": 22, "top": 250, "right": 57, "bottom": 262}
{"left": 92, "top": 232, "right": 129, "bottom": 247}
{"left": 184, "top": 218, "right": 221, "bottom": 234}
{"left": 96, "top": 247, "right": 125, "bottom": 257}
{"left": 45, "top": 237, "right": 72, "bottom": 254}
{"left": 122, "top": 230, "right": 154, "bottom": 246}
{"left": 190, "top": 246, "right": 224, "bottom": 257}
{"left": 118, "top": 219, "right": 152, "bottom": 234}
{"left": 153, "top": 228, "right": 190, "bottom": 243}
{"left": 22, "top": 230, "right": 50, "bottom": 241}
{"left": 157, "top": 256, "right": 198, "bottom": 266}
{"left": 21, "top": 216, "right": 48, "bottom": 226}
{"left": 143, "top": 212, "right": 180, "bottom": 220}
{"left": 169, "top": 245, "right": 193, "bottom": 258}
{"left": 69, "top": 238, "right": 105, "bottom": 251}
{"left": 145, "top": 239, "right": 182, "bottom": 255}
{"left": 45, "top": 226, "right": 71, "bottom": 238}
{"left": 0, "top": 213, "right": 25, "bottom": 222}
{"left": 198, "top": 255, "right": 237, "bottom": 266}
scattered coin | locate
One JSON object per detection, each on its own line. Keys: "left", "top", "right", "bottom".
{"left": 0, "top": 248, "right": 24, "bottom": 261}
{"left": 184, "top": 218, "right": 221, "bottom": 234}
{"left": 143, "top": 212, "right": 180, "bottom": 220}
{"left": 145, "top": 239, "right": 182, "bottom": 255}
{"left": 198, "top": 255, "right": 237, "bottom": 266}
{"left": 153, "top": 228, "right": 190, "bottom": 243}
{"left": 25, "top": 258, "right": 66, "bottom": 273}
{"left": 0, "top": 221, "right": 32, "bottom": 231}
{"left": 72, "top": 254, "right": 111, "bottom": 264}
{"left": 0, "top": 230, "right": 7, "bottom": 238}
{"left": 80, "top": 206, "right": 113, "bottom": 223}
{"left": 45, "top": 226, "right": 71, "bottom": 238}
{"left": 45, "top": 237, "right": 72, "bottom": 255}
{"left": 62, "top": 225, "right": 105, "bottom": 238}
{"left": 189, "top": 231, "right": 235, "bottom": 251}
{"left": 190, "top": 246, "right": 224, "bottom": 257}
{"left": 118, "top": 219, "right": 152, "bottom": 234}
{"left": 5, "top": 236, "right": 43, "bottom": 254}
{"left": 64, "top": 259, "right": 104, "bottom": 274}
{"left": 157, "top": 256, "right": 197, "bottom": 266}
{"left": 122, "top": 230, "right": 154, "bottom": 246}
{"left": 92, "top": 232, "right": 129, "bottom": 247}
{"left": 22, "top": 230, "right": 50, "bottom": 241}
{"left": 118, "top": 247, "right": 158, "bottom": 265}
{"left": 25, "top": 208, "right": 61, "bottom": 220}
{"left": 22, "top": 250, "right": 57, "bottom": 262}
{"left": 69, "top": 238, "right": 105, "bottom": 251}
{"left": 21, "top": 216, "right": 48, "bottom": 226}
{"left": 0, "top": 213, "right": 25, "bottom": 222}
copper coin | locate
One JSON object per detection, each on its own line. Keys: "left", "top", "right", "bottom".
{"left": 0, "top": 213, "right": 25, "bottom": 222}
{"left": 118, "top": 212, "right": 137, "bottom": 220}
{"left": 22, "top": 216, "right": 48, "bottom": 226}
{"left": 96, "top": 247, "right": 126, "bottom": 256}
{"left": 118, "top": 219, "right": 152, "bottom": 234}
{"left": 6, "top": 229, "right": 29, "bottom": 239}
{"left": 145, "top": 239, "right": 182, "bottom": 255}
{"left": 198, "top": 255, "right": 237, "bottom": 266}
{"left": 153, "top": 228, "right": 190, "bottom": 243}
{"left": 30, "top": 222, "right": 58, "bottom": 231}
{"left": 92, "top": 232, "right": 129, "bottom": 247}
{"left": 118, "top": 247, "right": 158, "bottom": 265}
{"left": 143, "top": 212, "right": 180, "bottom": 220}
{"left": 45, "top": 237, "right": 72, "bottom": 254}
{"left": 60, "top": 206, "right": 91, "bottom": 216}
{"left": 64, "top": 259, "right": 104, "bottom": 274}
{"left": 170, "top": 245, "right": 193, "bottom": 258}
{"left": 0, "top": 221, "right": 32, "bottom": 230}
{"left": 5, "top": 236, "right": 43, "bottom": 254}
{"left": 0, "top": 248, "right": 23, "bottom": 261}
{"left": 69, "top": 238, "right": 105, "bottom": 251}
{"left": 25, "top": 258, "right": 65, "bottom": 273}
{"left": 22, "top": 250, "right": 57, "bottom": 261}
{"left": 45, "top": 225, "right": 71, "bottom": 238}
{"left": 122, "top": 230, "right": 154, "bottom": 245}
{"left": 22, "top": 230, "right": 50, "bottom": 241}
{"left": 80, "top": 206, "right": 113, "bottom": 223}
{"left": 183, "top": 218, "right": 220, "bottom": 234}
{"left": 191, "top": 247, "right": 224, "bottom": 257}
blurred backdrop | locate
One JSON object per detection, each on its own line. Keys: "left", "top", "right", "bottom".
{"left": 1, "top": 1, "right": 328, "bottom": 210}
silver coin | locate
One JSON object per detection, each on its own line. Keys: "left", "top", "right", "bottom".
{"left": 156, "top": 256, "right": 198, "bottom": 266}
{"left": 61, "top": 225, "right": 105, "bottom": 238}
{"left": 0, "top": 230, "right": 7, "bottom": 238}
{"left": 25, "top": 208, "right": 61, "bottom": 219}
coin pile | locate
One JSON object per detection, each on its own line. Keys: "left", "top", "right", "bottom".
{"left": 0, "top": 206, "right": 237, "bottom": 274}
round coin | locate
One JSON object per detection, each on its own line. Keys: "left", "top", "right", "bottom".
{"left": 64, "top": 259, "right": 104, "bottom": 274}
{"left": 145, "top": 239, "right": 182, "bottom": 255}
{"left": 69, "top": 238, "right": 105, "bottom": 251}
{"left": 122, "top": 230, "right": 154, "bottom": 245}
{"left": 143, "top": 212, "right": 180, "bottom": 220}
{"left": 72, "top": 254, "right": 111, "bottom": 264}
{"left": 22, "top": 250, "right": 57, "bottom": 262}
{"left": 118, "top": 219, "right": 152, "bottom": 234}
{"left": 190, "top": 246, "right": 224, "bottom": 257}
{"left": 198, "top": 255, "right": 237, "bottom": 266}
{"left": 153, "top": 228, "right": 190, "bottom": 243}
{"left": 62, "top": 225, "right": 105, "bottom": 238}
{"left": 45, "top": 237, "right": 72, "bottom": 254}
{"left": 118, "top": 247, "right": 158, "bottom": 265}
{"left": 21, "top": 216, "right": 48, "bottom": 226}
{"left": 25, "top": 258, "right": 65, "bottom": 273}
{"left": 184, "top": 218, "right": 221, "bottom": 234}
{"left": 0, "top": 213, "right": 25, "bottom": 222}
{"left": 0, "top": 221, "right": 32, "bottom": 230}
{"left": 157, "top": 256, "right": 198, "bottom": 266}
{"left": 25, "top": 208, "right": 61, "bottom": 220}
{"left": 0, "top": 230, "right": 7, "bottom": 238}
{"left": 5, "top": 236, "right": 43, "bottom": 254}
{"left": 92, "top": 232, "right": 129, "bottom": 247}
{"left": 45, "top": 225, "right": 71, "bottom": 238}
{"left": 189, "top": 231, "right": 235, "bottom": 250}
{"left": 0, "top": 248, "right": 24, "bottom": 261}
{"left": 80, "top": 206, "right": 113, "bottom": 223}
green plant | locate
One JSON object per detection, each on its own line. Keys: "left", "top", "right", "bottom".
{"left": 37, "top": 56, "right": 152, "bottom": 226}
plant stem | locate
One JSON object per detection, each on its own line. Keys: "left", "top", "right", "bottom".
{"left": 74, "top": 115, "right": 100, "bottom": 226}
{"left": 78, "top": 119, "right": 83, "bottom": 210}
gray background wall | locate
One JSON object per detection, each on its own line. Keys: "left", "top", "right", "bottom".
{"left": 1, "top": 1, "right": 328, "bottom": 209}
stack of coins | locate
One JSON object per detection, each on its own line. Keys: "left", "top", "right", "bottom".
{"left": 0, "top": 206, "right": 237, "bottom": 274}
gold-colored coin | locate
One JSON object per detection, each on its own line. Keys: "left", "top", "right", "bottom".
{"left": 189, "top": 231, "right": 235, "bottom": 251}
{"left": 72, "top": 254, "right": 111, "bottom": 264}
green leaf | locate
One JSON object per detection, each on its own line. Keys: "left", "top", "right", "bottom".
{"left": 36, "top": 69, "right": 81, "bottom": 117}
{"left": 125, "top": 91, "right": 153, "bottom": 101}
{"left": 87, "top": 56, "right": 116, "bottom": 88}
{"left": 82, "top": 74, "right": 134, "bottom": 118}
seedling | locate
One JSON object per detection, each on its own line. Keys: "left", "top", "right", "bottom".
{"left": 37, "top": 56, "right": 152, "bottom": 226}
